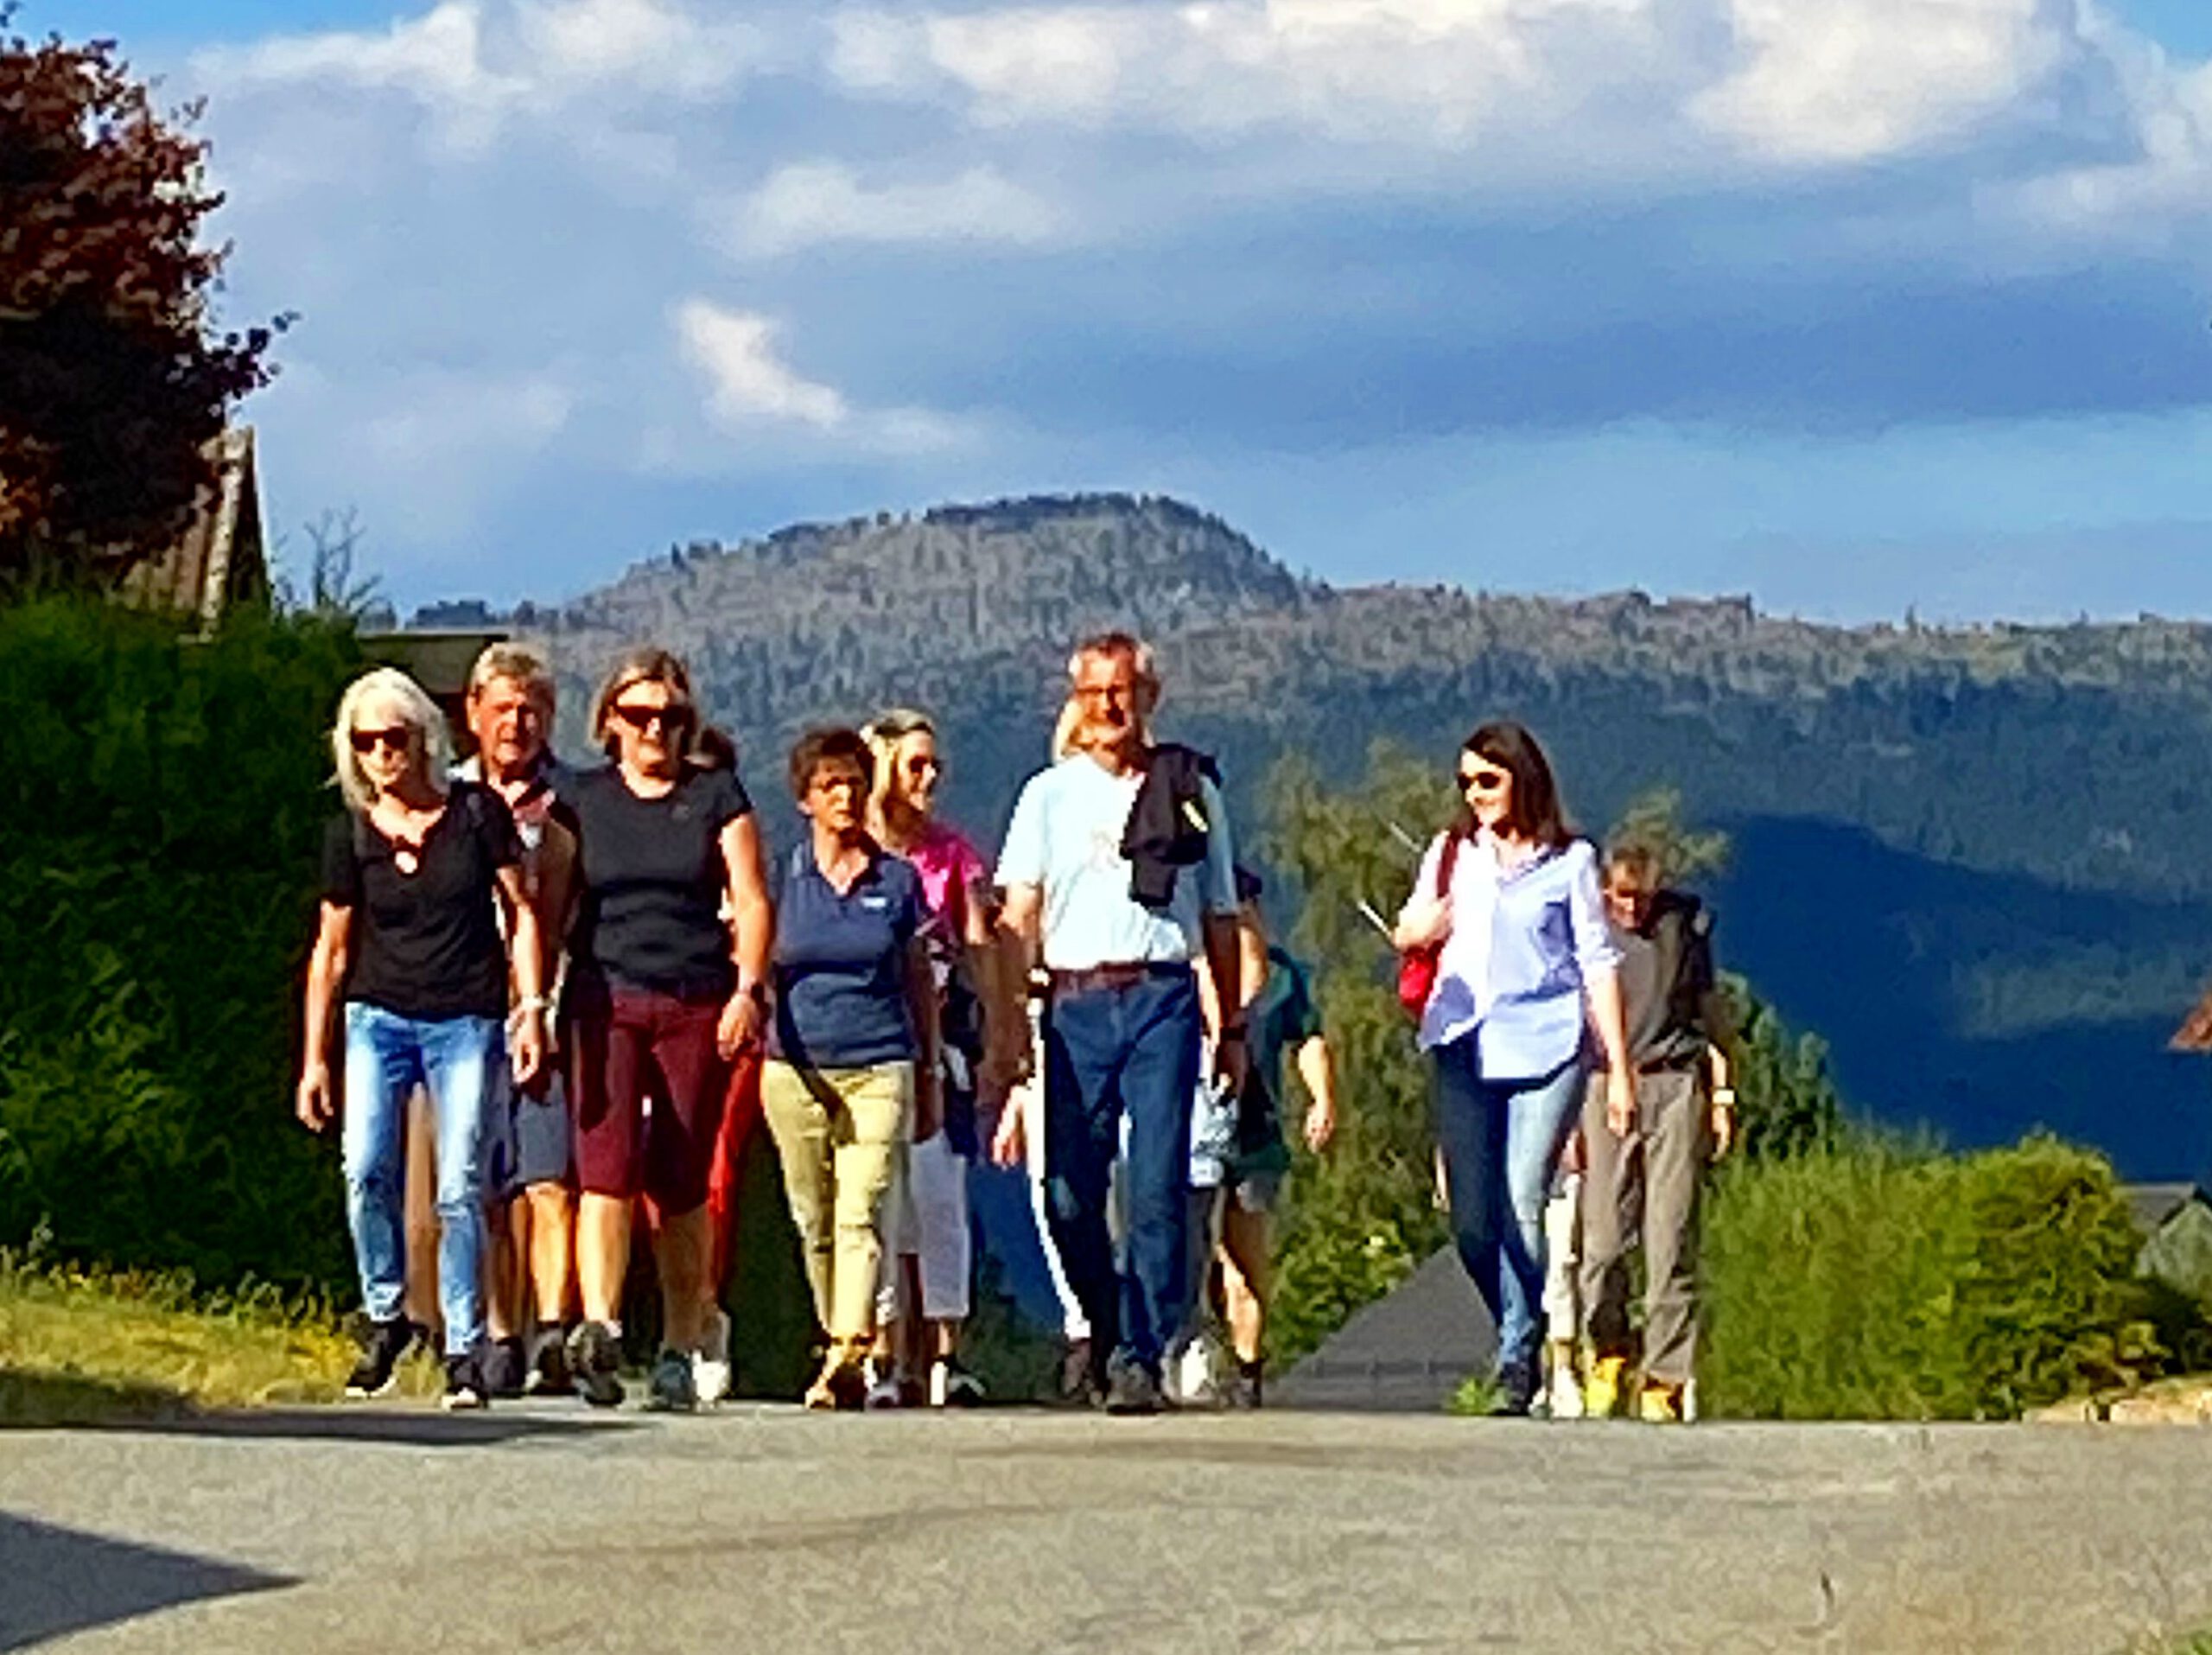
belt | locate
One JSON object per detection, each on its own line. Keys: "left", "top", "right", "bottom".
{"left": 1049, "top": 961, "right": 1192, "bottom": 996}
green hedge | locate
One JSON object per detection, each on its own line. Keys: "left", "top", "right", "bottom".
{"left": 0, "top": 595, "right": 363, "bottom": 1292}
{"left": 1701, "top": 1133, "right": 2156, "bottom": 1419}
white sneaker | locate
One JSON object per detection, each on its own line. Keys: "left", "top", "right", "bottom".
{"left": 1544, "top": 1340, "right": 1585, "bottom": 1421}
{"left": 1168, "top": 1330, "right": 1223, "bottom": 1409}
{"left": 691, "top": 1308, "right": 733, "bottom": 1406}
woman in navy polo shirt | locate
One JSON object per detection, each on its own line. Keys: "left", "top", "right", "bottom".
{"left": 761, "top": 727, "right": 944, "bottom": 1410}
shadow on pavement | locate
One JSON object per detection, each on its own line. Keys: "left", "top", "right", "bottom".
{"left": 0, "top": 1512, "right": 291, "bottom": 1652}
{"left": 0, "top": 1370, "right": 191, "bottom": 1429}
{"left": 104, "top": 1406, "right": 641, "bottom": 1448}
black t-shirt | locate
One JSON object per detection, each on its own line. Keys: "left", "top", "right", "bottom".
{"left": 560, "top": 764, "right": 753, "bottom": 996}
{"left": 321, "top": 782, "right": 522, "bottom": 1021}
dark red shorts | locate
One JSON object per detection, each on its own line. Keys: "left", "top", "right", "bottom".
{"left": 565, "top": 981, "right": 728, "bottom": 1213}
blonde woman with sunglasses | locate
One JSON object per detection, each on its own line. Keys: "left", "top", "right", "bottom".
{"left": 1392, "top": 720, "right": 1631, "bottom": 1416}
{"left": 298, "top": 668, "right": 546, "bottom": 1410}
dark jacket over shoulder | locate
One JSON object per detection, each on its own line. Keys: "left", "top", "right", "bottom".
{"left": 1122, "top": 742, "right": 1222, "bottom": 912}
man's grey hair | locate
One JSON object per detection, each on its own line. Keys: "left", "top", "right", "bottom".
{"left": 330, "top": 666, "right": 454, "bottom": 812}
{"left": 467, "top": 642, "right": 556, "bottom": 706}
{"left": 1066, "top": 630, "right": 1158, "bottom": 686}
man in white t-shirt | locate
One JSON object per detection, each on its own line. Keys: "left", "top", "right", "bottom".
{"left": 993, "top": 633, "right": 1246, "bottom": 1414}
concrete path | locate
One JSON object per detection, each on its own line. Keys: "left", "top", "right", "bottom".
{"left": 3, "top": 1404, "right": 2210, "bottom": 1653}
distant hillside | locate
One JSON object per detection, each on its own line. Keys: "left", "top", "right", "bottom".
{"left": 429, "top": 492, "right": 2212, "bottom": 1174}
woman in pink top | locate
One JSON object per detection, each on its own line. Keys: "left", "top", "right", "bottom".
{"left": 866, "top": 708, "right": 999, "bottom": 1405}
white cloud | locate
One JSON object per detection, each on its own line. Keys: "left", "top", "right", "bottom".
{"left": 677, "top": 300, "right": 849, "bottom": 428}
{"left": 672, "top": 299, "right": 973, "bottom": 455}
{"left": 726, "top": 162, "right": 1066, "bottom": 257}
{"left": 197, "top": 0, "right": 762, "bottom": 147}
{"left": 830, "top": 0, "right": 2113, "bottom": 173}
{"left": 1692, "top": 0, "right": 2069, "bottom": 163}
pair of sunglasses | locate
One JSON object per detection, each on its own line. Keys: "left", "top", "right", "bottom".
{"left": 611, "top": 701, "right": 694, "bottom": 733}
{"left": 1459, "top": 766, "right": 1510, "bottom": 792}
{"left": 350, "top": 726, "right": 412, "bottom": 754}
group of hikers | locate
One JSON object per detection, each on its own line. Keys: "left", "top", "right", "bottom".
{"left": 297, "top": 630, "right": 1733, "bottom": 1422}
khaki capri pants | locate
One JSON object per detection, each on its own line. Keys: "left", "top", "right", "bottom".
{"left": 761, "top": 1058, "right": 913, "bottom": 1343}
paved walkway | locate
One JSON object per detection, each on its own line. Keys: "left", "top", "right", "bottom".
{"left": 3, "top": 1404, "right": 2209, "bottom": 1653}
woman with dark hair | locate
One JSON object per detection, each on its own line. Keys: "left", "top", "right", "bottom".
{"left": 559, "top": 646, "right": 772, "bottom": 1410}
{"left": 761, "top": 728, "right": 942, "bottom": 1409}
{"left": 1392, "top": 720, "right": 1632, "bottom": 1416}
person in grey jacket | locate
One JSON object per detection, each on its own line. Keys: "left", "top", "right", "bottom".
{"left": 1576, "top": 841, "right": 1738, "bottom": 1423}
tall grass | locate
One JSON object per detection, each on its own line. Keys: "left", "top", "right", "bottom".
{"left": 1701, "top": 1133, "right": 2156, "bottom": 1419}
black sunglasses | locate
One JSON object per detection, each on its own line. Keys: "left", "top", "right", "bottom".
{"left": 1459, "top": 765, "right": 1510, "bottom": 792}
{"left": 611, "top": 702, "right": 693, "bottom": 733}
{"left": 350, "top": 726, "right": 412, "bottom": 754}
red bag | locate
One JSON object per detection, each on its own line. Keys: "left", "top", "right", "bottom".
{"left": 1395, "top": 831, "right": 1461, "bottom": 1019}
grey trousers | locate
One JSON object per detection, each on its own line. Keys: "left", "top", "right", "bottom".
{"left": 1578, "top": 1067, "right": 1707, "bottom": 1385}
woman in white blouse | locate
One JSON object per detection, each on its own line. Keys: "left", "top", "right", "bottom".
{"left": 1394, "top": 721, "right": 1634, "bottom": 1416}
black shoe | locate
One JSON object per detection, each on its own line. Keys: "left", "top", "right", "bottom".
{"left": 524, "top": 1326, "right": 573, "bottom": 1397}
{"left": 1103, "top": 1355, "right": 1165, "bottom": 1416}
{"left": 480, "top": 1335, "right": 527, "bottom": 1399}
{"left": 1228, "top": 1361, "right": 1264, "bottom": 1410}
{"left": 345, "top": 1317, "right": 418, "bottom": 1399}
{"left": 1488, "top": 1363, "right": 1538, "bottom": 1418}
{"left": 565, "top": 1320, "right": 626, "bottom": 1408}
{"left": 442, "top": 1352, "right": 488, "bottom": 1412}
{"left": 1057, "top": 1336, "right": 1101, "bottom": 1407}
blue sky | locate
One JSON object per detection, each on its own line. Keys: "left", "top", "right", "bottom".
{"left": 22, "top": 0, "right": 2212, "bottom": 621}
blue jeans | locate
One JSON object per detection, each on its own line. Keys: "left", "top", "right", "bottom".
{"left": 341, "top": 1003, "right": 501, "bottom": 1357}
{"left": 1432, "top": 1037, "right": 1585, "bottom": 1381}
{"left": 1042, "top": 968, "right": 1203, "bottom": 1374}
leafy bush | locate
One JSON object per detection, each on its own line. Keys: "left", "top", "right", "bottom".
{"left": 1701, "top": 1132, "right": 2157, "bottom": 1419}
{"left": 0, "top": 595, "right": 362, "bottom": 1291}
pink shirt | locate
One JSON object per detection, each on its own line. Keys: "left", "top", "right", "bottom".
{"left": 901, "top": 819, "right": 988, "bottom": 950}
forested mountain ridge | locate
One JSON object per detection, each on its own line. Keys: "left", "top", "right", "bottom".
{"left": 489, "top": 491, "right": 2212, "bottom": 901}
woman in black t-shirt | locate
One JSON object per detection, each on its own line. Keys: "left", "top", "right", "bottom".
{"left": 298, "top": 667, "right": 547, "bottom": 1410}
{"left": 560, "top": 646, "right": 773, "bottom": 1411}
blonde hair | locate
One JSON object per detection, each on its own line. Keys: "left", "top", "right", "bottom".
{"left": 589, "top": 646, "right": 696, "bottom": 759}
{"left": 1050, "top": 699, "right": 1083, "bottom": 761}
{"left": 862, "top": 707, "right": 938, "bottom": 820}
{"left": 330, "top": 667, "right": 454, "bottom": 812}
{"left": 466, "top": 642, "right": 555, "bottom": 708}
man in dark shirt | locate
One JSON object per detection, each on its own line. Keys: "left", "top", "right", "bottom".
{"left": 1579, "top": 843, "right": 1737, "bottom": 1423}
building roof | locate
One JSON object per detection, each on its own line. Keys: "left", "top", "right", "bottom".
{"left": 1275, "top": 1248, "right": 1493, "bottom": 1414}
{"left": 2122, "top": 1182, "right": 2206, "bottom": 1236}
{"left": 120, "top": 426, "right": 266, "bottom": 631}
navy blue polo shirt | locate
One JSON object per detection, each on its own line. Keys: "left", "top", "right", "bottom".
{"left": 770, "top": 841, "right": 927, "bottom": 1069}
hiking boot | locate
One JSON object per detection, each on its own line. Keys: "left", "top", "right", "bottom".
{"left": 565, "top": 1320, "right": 626, "bottom": 1409}
{"left": 441, "top": 1352, "right": 488, "bottom": 1412}
{"left": 643, "top": 1348, "right": 697, "bottom": 1413}
{"left": 1638, "top": 1381, "right": 1687, "bottom": 1424}
{"left": 479, "top": 1335, "right": 527, "bottom": 1399}
{"left": 1056, "top": 1336, "right": 1101, "bottom": 1407}
{"left": 692, "top": 1308, "right": 734, "bottom": 1406}
{"left": 1103, "top": 1355, "right": 1165, "bottom": 1416}
{"left": 344, "top": 1317, "right": 418, "bottom": 1400}
{"left": 1583, "top": 1353, "right": 1629, "bottom": 1420}
{"left": 929, "top": 1359, "right": 985, "bottom": 1409}
{"left": 524, "top": 1326, "right": 573, "bottom": 1397}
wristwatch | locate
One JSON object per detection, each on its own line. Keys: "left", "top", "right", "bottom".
{"left": 737, "top": 980, "right": 768, "bottom": 1008}
{"left": 1713, "top": 1086, "right": 1738, "bottom": 1106}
